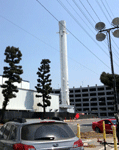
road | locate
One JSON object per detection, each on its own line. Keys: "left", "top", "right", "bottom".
{"left": 66, "top": 118, "right": 118, "bottom": 150}
{"left": 66, "top": 118, "right": 99, "bottom": 133}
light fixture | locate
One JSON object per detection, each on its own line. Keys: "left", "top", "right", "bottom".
{"left": 95, "top": 22, "right": 105, "bottom": 31}
{"left": 112, "top": 17, "right": 119, "bottom": 26}
{"left": 113, "top": 29, "right": 119, "bottom": 38}
{"left": 96, "top": 32, "right": 106, "bottom": 41}
{"left": 95, "top": 18, "right": 119, "bottom": 113}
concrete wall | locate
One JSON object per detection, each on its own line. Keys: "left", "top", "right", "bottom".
{"left": 52, "top": 85, "right": 115, "bottom": 117}
{"left": 0, "top": 75, "right": 30, "bottom": 90}
{"left": 0, "top": 87, "right": 59, "bottom": 112}
{"left": 33, "top": 93, "right": 59, "bottom": 112}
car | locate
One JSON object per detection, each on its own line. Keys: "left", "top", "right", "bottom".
{"left": 0, "top": 118, "right": 84, "bottom": 150}
{"left": 92, "top": 118, "right": 116, "bottom": 133}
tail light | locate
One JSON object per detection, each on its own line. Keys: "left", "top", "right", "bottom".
{"left": 13, "top": 143, "right": 36, "bottom": 150}
{"left": 73, "top": 139, "right": 83, "bottom": 148}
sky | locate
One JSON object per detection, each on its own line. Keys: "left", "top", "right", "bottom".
{"left": 0, "top": 0, "right": 119, "bottom": 90}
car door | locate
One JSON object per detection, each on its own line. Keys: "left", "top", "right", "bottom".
{"left": 104, "top": 120, "right": 112, "bottom": 133}
{"left": 97, "top": 120, "right": 103, "bottom": 132}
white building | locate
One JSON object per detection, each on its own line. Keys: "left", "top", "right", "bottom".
{"left": 0, "top": 75, "right": 59, "bottom": 112}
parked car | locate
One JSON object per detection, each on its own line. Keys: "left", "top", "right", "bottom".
{"left": 0, "top": 118, "right": 84, "bottom": 150}
{"left": 92, "top": 118, "right": 116, "bottom": 133}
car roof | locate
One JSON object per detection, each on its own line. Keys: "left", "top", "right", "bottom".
{"left": 6, "top": 119, "right": 66, "bottom": 126}
{"left": 103, "top": 118, "right": 116, "bottom": 120}
{"left": 98, "top": 118, "right": 116, "bottom": 122}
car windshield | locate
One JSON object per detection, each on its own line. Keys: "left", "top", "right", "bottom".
{"left": 21, "top": 122, "right": 75, "bottom": 141}
{"left": 111, "top": 120, "right": 116, "bottom": 125}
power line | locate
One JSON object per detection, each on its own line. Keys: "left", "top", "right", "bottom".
{"left": 58, "top": 0, "right": 108, "bottom": 54}
{"left": 78, "top": 0, "right": 96, "bottom": 24}
{"left": 58, "top": 0, "right": 119, "bottom": 67}
{"left": 86, "top": 0, "right": 119, "bottom": 59}
{"left": 66, "top": 0, "right": 95, "bottom": 35}
{"left": 101, "top": 0, "right": 112, "bottom": 20}
{"left": 36, "top": 0, "right": 110, "bottom": 69}
{"left": 96, "top": 1, "right": 119, "bottom": 60}
{"left": 86, "top": 0, "right": 101, "bottom": 22}
{"left": 57, "top": 1, "right": 109, "bottom": 58}
{"left": 86, "top": 0, "right": 119, "bottom": 57}
{"left": 0, "top": 15, "right": 58, "bottom": 52}
{"left": 105, "top": 0, "right": 115, "bottom": 18}
{"left": 100, "top": 0, "right": 119, "bottom": 58}
{"left": 96, "top": 0, "right": 110, "bottom": 24}
{"left": 72, "top": 0, "right": 94, "bottom": 28}
{"left": 100, "top": 0, "right": 119, "bottom": 54}
{"left": 0, "top": 15, "right": 99, "bottom": 75}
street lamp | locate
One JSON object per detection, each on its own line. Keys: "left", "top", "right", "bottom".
{"left": 95, "top": 17, "right": 119, "bottom": 113}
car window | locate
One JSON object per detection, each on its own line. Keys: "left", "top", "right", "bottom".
{"left": 104, "top": 120, "right": 111, "bottom": 124}
{"left": 111, "top": 120, "right": 116, "bottom": 125}
{"left": 3, "top": 124, "right": 12, "bottom": 140}
{"left": 8, "top": 125, "right": 17, "bottom": 140}
{"left": 0, "top": 124, "right": 7, "bottom": 139}
{"left": 21, "top": 123, "right": 75, "bottom": 140}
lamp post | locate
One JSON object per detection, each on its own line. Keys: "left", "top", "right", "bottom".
{"left": 95, "top": 17, "right": 119, "bottom": 113}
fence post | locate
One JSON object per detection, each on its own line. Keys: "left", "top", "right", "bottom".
{"left": 113, "top": 125, "right": 117, "bottom": 150}
{"left": 103, "top": 121, "right": 106, "bottom": 150}
{"left": 77, "top": 124, "right": 80, "bottom": 138}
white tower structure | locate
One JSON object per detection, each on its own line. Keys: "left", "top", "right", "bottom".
{"left": 59, "top": 20, "right": 70, "bottom": 107}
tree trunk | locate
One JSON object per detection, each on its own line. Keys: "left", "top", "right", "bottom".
{"left": 0, "top": 98, "right": 9, "bottom": 123}
{"left": 43, "top": 95, "right": 46, "bottom": 119}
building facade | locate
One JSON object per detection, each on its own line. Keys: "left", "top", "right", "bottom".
{"left": 52, "top": 84, "right": 116, "bottom": 117}
{"left": 0, "top": 75, "right": 59, "bottom": 112}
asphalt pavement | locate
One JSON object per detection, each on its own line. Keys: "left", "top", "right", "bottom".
{"left": 66, "top": 118, "right": 118, "bottom": 150}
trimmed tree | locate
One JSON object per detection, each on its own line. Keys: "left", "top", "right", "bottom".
{"left": 1, "top": 46, "right": 23, "bottom": 122}
{"left": 35, "top": 59, "right": 52, "bottom": 118}
{"left": 100, "top": 72, "right": 119, "bottom": 93}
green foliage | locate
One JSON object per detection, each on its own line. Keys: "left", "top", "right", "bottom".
{"left": 1, "top": 46, "right": 23, "bottom": 115}
{"left": 100, "top": 72, "right": 119, "bottom": 93}
{"left": 35, "top": 59, "right": 52, "bottom": 117}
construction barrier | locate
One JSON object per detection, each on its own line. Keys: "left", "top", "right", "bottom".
{"left": 77, "top": 123, "right": 81, "bottom": 138}
{"left": 113, "top": 125, "right": 117, "bottom": 150}
{"left": 97, "top": 121, "right": 118, "bottom": 150}
{"left": 103, "top": 121, "right": 106, "bottom": 141}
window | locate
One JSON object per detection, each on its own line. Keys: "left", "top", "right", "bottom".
{"left": 82, "top": 94, "right": 88, "bottom": 97}
{"left": 69, "top": 95, "right": 74, "bottom": 98}
{"left": 21, "top": 123, "right": 75, "bottom": 140}
{"left": 104, "top": 120, "right": 111, "bottom": 124}
{"left": 3, "top": 124, "right": 12, "bottom": 140}
{"left": 75, "top": 89, "right": 80, "bottom": 93}
{"left": 90, "top": 93, "right": 96, "bottom": 96}
{"left": 70, "top": 90, "right": 73, "bottom": 93}
{"left": 9, "top": 126, "right": 17, "bottom": 140}
{"left": 90, "top": 88, "right": 96, "bottom": 92}
{"left": 0, "top": 124, "right": 7, "bottom": 139}
{"left": 82, "top": 89, "right": 88, "bottom": 92}
{"left": 98, "top": 87, "right": 104, "bottom": 91}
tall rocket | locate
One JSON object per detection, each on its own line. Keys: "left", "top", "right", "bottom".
{"left": 59, "top": 20, "right": 70, "bottom": 106}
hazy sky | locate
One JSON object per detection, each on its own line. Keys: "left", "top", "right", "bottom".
{"left": 0, "top": 0, "right": 119, "bottom": 90}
